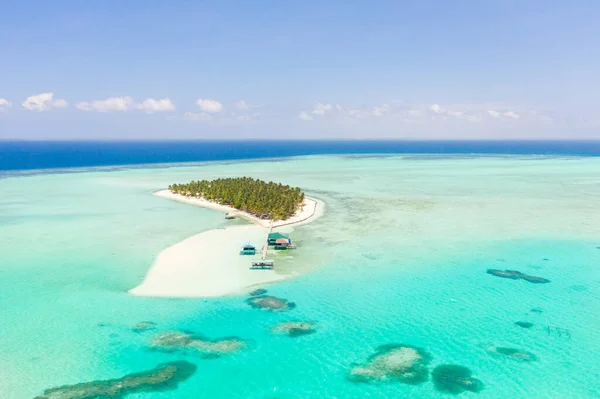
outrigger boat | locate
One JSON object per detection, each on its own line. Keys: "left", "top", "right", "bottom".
{"left": 250, "top": 259, "right": 274, "bottom": 270}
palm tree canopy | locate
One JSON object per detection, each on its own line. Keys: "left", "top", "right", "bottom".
{"left": 168, "top": 177, "right": 305, "bottom": 221}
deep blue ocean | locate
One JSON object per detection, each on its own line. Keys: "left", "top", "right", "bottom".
{"left": 1, "top": 140, "right": 600, "bottom": 171}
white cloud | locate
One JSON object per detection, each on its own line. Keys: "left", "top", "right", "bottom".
{"left": 53, "top": 99, "right": 68, "bottom": 109}
{"left": 0, "top": 98, "right": 12, "bottom": 111}
{"left": 75, "top": 97, "right": 176, "bottom": 113}
{"left": 430, "top": 104, "right": 464, "bottom": 118}
{"left": 234, "top": 100, "right": 249, "bottom": 110}
{"left": 298, "top": 101, "right": 540, "bottom": 128}
{"left": 76, "top": 96, "right": 137, "bottom": 112}
{"left": 22, "top": 92, "right": 68, "bottom": 111}
{"left": 372, "top": 104, "right": 390, "bottom": 117}
{"left": 299, "top": 111, "right": 313, "bottom": 121}
{"left": 312, "top": 102, "right": 391, "bottom": 118}
{"left": 487, "top": 109, "right": 520, "bottom": 120}
{"left": 184, "top": 112, "right": 212, "bottom": 121}
{"left": 429, "top": 104, "right": 443, "bottom": 114}
{"left": 138, "top": 98, "right": 176, "bottom": 113}
{"left": 346, "top": 108, "right": 367, "bottom": 118}
{"left": 312, "top": 102, "right": 333, "bottom": 115}
{"left": 195, "top": 98, "right": 223, "bottom": 113}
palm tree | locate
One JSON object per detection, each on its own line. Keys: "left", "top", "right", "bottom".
{"left": 169, "top": 177, "right": 304, "bottom": 220}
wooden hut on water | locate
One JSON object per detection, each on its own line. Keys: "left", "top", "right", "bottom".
{"left": 240, "top": 242, "right": 256, "bottom": 255}
{"left": 268, "top": 232, "right": 289, "bottom": 245}
{"left": 267, "top": 232, "right": 295, "bottom": 250}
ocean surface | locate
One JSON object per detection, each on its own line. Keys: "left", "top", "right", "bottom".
{"left": 2, "top": 140, "right": 600, "bottom": 171}
{"left": 1, "top": 144, "right": 600, "bottom": 398}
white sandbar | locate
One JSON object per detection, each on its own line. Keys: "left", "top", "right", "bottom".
{"left": 129, "top": 191, "right": 323, "bottom": 298}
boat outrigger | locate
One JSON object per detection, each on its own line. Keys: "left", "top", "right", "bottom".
{"left": 250, "top": 259, "right": 274, "bottom": 270}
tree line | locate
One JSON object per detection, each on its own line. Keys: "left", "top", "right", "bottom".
{"left": 168, "top": 177, "right": 305, "bottom": 221}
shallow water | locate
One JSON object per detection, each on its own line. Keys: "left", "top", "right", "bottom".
{"left": 1, "top": 155, "right": 599, "bottom": 398}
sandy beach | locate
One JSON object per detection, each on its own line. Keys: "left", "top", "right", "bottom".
{"left": 152, "top": 190, "right": 320, "bottom": 228}
{"left": 129, "top": 190, "right": 323, "bottom": 298}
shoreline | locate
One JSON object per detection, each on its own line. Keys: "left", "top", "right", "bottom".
{"left": 152, "top": 190, "right": 320, "bottom": 228}
{"left": 129, "top": 190, "right": 324, "bottom": 298}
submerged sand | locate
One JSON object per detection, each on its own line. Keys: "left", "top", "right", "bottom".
{"left": 129, "top": 191, "right": 323, "bottom": 298}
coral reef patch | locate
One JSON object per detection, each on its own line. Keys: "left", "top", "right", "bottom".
{"left": 272, "top": 321, "right": 317, "bottom": 337}
{"left": 246, "top": 295, "right": 296, "bottom": 311}
{"left": 487, "top": 346, "right": 538, "bottom": 362}
{"left": 486, "top": 269, "right": 550, "bottom": 284}
{"left": 132, "top": 321, "right": 157, "bottom": 333}
{"left": 249, "top": 288, "right": 267, "bottom": 296}
{"left": 33, "top": 361, "right": 196, "bottom": 399}
{"left": 431, "top": 364, "right": 484, "bottom": 394}
{"left": 348, "top": 344, "right": 431, "bottom": 385}
{"left": 515, "top": 321, "right": 534, "bottom": 329}
{"left": 150, "top": 331, "right": 246, "bottom": 358}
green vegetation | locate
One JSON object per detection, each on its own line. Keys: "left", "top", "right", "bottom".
{"left": 168, "top": 177, "right": 305, "bottom": 221}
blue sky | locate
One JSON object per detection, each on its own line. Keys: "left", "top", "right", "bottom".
{"left": 1, "top": 1, "right": 599, "bottom": 139}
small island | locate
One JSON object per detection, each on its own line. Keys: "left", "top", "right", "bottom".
{"left": 168, "top": 177, "right": 305, "bottom": 221}
{"left": 130, "top": 177, "right": 323, "bottom": 298}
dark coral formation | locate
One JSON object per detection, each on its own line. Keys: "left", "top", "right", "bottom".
{"left": 272, "top": 321, "right": 317, "bottom": 337}
{"left": 246, "top": 295, "right": 296, "bottom": 311}
{"left": 132, "top": 321, "right": 157, "bottom": 333}
{"left": 515, "top": 321, "right": 534, "bottom": 329}
{"left": 33, "top": 361, "right": 196, "bottom": 399}
{"left": 487, "top": 346, "right": 538, "bottom": 362}
{"left": 249, "top": 288, "right": 267, "bottom": 296}
{"left": 432, "top": 365, "right": 484, "bottom": 394}
{"left": 486, "top": 269, "right": 550, "bottom": 284}
{"left": 150, "top": 331, "right": 246, "bottom": 358}
{"left": 519, "top": 274, "right": 551, "bottom": 284}
{"left": 348, "top": 344, "right": 431, "bottom": 385}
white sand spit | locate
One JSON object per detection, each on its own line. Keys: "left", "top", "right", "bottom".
{"left": 129, "top": 190, "right": 323, "bottom": 298}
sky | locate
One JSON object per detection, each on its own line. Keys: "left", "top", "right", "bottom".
{"left": 0, "top": 0, "right": 599, "bottom": 140}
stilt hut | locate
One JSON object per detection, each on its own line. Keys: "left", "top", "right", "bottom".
{"left": 274, "top": 238, "right": 291, "bottom": 250}
{"left": 240, "top": 242, "right": 256, "bottom": 255}
{"left": 267, "top": 232, "right": 290, "bottom": 246}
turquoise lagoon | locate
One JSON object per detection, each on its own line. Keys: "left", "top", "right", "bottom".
{"left": 1, "top": 155, "right": 599, "bottom": 398}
